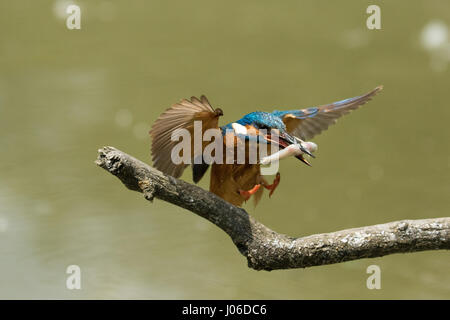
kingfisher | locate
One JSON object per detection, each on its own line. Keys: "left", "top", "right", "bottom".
{"left": 150, "top": 86, "right": 383, "bottom": 207}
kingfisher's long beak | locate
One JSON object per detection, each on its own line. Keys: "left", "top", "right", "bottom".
{"left": 296, "top": 154, "right": 312, "bottom": 166}
{"left": 279, "top": 131, "right": 315, "bottom": 158}
{"left": 260, "top": 130, "right": 317, "bottom": 167}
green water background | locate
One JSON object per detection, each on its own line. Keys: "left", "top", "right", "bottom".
{"left": 0, "top": 0, "right": 449, "bottom": 298}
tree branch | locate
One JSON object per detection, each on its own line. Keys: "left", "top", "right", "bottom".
{"left": 95, "top": 146, "right": 450, "bottom": 271}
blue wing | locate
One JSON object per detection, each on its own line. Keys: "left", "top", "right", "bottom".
{"left": 271, "top": 86, "right": 383, "bottom": 140}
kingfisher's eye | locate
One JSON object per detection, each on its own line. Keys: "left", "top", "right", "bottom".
{"left": 257, "top": 123, "right": 270, "bottom": 131}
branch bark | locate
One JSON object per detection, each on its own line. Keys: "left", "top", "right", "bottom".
{"left": 95, "top": 146, "right": 450, "bottom": 271}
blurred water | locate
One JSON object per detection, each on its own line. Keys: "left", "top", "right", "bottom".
{"left": 0, "top": 0, "right": 449, "bottom": 299}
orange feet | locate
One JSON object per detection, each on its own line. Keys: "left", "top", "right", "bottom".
{"left": 238, "top": 173, "right": 280, "bottom": 202}
{"left": 263, "top": 172, "right": 281, "bottom": 197}
{"left": 239, "top": 184, "right": 261, "bottom": 201}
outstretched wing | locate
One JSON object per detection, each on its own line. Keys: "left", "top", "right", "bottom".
{"left": 272, "top": 86, "right": 383, "bottom": 141}
{"left": 150, "top": 95, "right": 223, "bottom": 180}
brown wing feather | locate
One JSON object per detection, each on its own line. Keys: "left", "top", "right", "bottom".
{"left": 150, "top": 95, "right": 222, "bottom": 178}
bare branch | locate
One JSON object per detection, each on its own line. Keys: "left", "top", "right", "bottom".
{"left": 95, "top": 146, "right": 450, "bottom": 271}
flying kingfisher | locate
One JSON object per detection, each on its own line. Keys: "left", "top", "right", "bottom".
{"left": 150, "top": 86, "right": 383, "bottom": 207}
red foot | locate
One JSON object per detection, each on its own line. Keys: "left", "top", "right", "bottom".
{"left": 264, "top": 172, "right": 281, "bottom": 197}
{"left": 239, "top": 184, "right": 261, "bottom": 201}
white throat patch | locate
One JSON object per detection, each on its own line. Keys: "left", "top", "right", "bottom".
{"left": 231, "top": 123, "right": 248, "bottom": 135}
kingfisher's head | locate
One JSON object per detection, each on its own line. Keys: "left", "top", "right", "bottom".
{"left": 239, "top": 112, "right": 315, "bottom": 164}
{"left": 239, "top": 112, "right": 286, "bottom": 131}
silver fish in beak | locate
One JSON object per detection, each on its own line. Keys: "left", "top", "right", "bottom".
{"left": 261, "top": 130, "right": 317, "bottom": 166}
